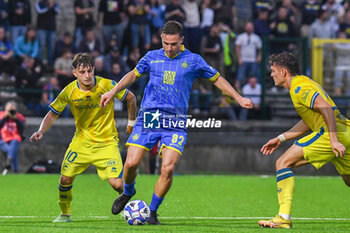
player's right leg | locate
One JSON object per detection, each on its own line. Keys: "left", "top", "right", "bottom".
{"left": 111, "top": 146, "right": 146, "bottom": 215}
{"left": 53, "top": 175, "right": 75, "bottom": 223}
{"left": 258, "top": 144, "right": 307, "bottom": 229}
{"left": 342, "top": 175, "right": 350, "bottom": 187}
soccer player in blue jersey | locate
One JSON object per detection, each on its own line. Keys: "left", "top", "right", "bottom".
{"left": 100, "top": 21, "right": 253, "bottom": 224}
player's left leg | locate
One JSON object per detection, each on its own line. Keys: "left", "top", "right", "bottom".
{"left": 148, "top": 147, "right": 181, "bottom": 225}
{"left": 259, "top": 144, "right": 307, "bottom": 229}
{"left": 341, "top": 175, "right": 350, "bottom": 187}
{"left": 108, "top": 178, "right": 123, "bottom": 194}
{"left": 53, "top": 175, "right": 75, "bottom": 223}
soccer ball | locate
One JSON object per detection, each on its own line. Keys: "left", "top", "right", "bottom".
{"left": 123, "top": 200, "right": 151, "bottom": 225}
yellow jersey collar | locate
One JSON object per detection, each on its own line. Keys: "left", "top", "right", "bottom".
{"left": 164, "top": 45, "right": 185, "bottom": 59}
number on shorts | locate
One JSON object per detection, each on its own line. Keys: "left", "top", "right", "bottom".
{"left": 65, "top": 150, "right": 78, "bottom": 163}
{"left": 171, "top": 134, "right": 185, "bottom": 145}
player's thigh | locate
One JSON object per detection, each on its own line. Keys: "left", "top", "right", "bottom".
{"left": 276, "top": 144, "right": 307, "bottom": 170}
{"left": 331, "top": 131, "right": 350, "bottom": 176}
{"left": 161, "top": 147, "right": 181, "bottom": 172}
{"left": 294, "top": 131, "right": 335, "bottom": 170}
{"left": 61, "top": 142, "right": 91, "bottom": 178}
{"left": 92, "top": 143, "right": 124, "bottom": 180}
{"left": 159, "top": 131, "right": 187, "bottom": 157}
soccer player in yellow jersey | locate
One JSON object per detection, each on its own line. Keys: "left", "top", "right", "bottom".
{"left": 30, "top": 53, "right": 137, "bottom": 223}
{"left": 258, "top": 52, "right": 350, "bottom": 229}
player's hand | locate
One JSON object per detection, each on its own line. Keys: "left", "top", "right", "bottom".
{"left": 126, "top": 125, "right": 133, "bottom": 134}
{"left": 261, "top": 137, "right": 281, "bottom": 155}
{"left": 100, "top": 90, "right": 115, "bottom": 108}
{"left": 238, "top": 97, "right": 253, "bottom": 109}
{"left": 331, "top": 140, "right": 345, "bottom": 157}
{"left": 30, "top": 131, "right": 44, "bottom": 142}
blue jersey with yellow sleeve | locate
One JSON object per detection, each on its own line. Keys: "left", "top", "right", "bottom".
{"left": 134, "top": 46, "right": 220, "bottom": 115}
{"left": 49, "top": 76, "right": 129, "bottom": 144}
{"left": 290, "top": 75, "right": 350, "bottom": 133}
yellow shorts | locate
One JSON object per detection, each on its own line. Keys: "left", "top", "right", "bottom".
{"left": 296, "top": 129, "right": 350, "bottom": 175}
{"left": 61, "top": 140, "right": 123, "bottom": 180}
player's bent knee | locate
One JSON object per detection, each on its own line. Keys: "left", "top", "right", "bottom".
{"left": 161, "top": 165, "right": 175, "bottom": 178}
{"left": 124, "top": 160, "right": 140, "bottom": 170}
{"left": 60, "top": 175, "right": 74, "bottom": 186}
{"left": 276, "top": 157, "right": 290, "bottom": 170}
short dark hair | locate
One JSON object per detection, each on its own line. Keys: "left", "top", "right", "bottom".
{"left": 268, "top": 52, "right": 300, "bottom": 76}
{"left": 72, "top": 53, "right": 94, "bottom": 70}
{"left": 161, "top": 20, "right": 183, "bottom": 37}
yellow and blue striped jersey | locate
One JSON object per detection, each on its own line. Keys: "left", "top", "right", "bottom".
{"left": 50, "top": 76, "right": 128, "bottom": 144}
{"left": 290, "top": 75, "right": 350, "bottom": 133}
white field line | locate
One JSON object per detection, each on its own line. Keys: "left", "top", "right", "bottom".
{"left": 0, "top": 216, "right": 349, "bottom": 221}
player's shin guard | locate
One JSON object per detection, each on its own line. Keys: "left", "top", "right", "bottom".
{"left": 276, "top": 168, "right": 295, "bottom": 219}
{"left": 149, "top": 193, "right": 164, "bottom": 212}
{"left": 58, "top": 183, "right": 73, "bottom": 215}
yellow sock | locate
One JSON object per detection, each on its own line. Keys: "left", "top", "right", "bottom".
{"left": 58, "top": 183, "right": 73, "bottom": 215}
{"left": 276, "top": 168, "right": 295, "bottom": 216}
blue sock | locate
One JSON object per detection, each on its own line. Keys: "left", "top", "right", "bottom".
{"left": 149, "top": 193, "right": 164, "bottom": 212}
{"left": 124, "top": 182, "right": 135, "bottom": 196}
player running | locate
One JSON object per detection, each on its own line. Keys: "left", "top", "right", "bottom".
{"left": 30, "top": 53, "right": 137, "bottom": 223}
{"left": 258, "top": 52, "right": 350, "bottom": 229}
{"left": 100, "top": 20, "right": 253, "bottom": 225}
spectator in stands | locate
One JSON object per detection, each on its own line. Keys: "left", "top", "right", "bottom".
{"left": 54, "top": 32, "right": 76, "bottom": 60}
{"left": 54, "top": 48, "right": 74, "bottom": 88}
{"left": 309, "top": 8, "right": 338, "bottom": 40}
{"left": 182, "top": 0, "right": 201, "bottom": 54}
{"left": 127, "top": 47, "right": 148, "bottom": 96}
{"left": 322, "top": 0, "right": 343, "bottom": 26}
{"left": 0, "top": 26, "right": 14, "bottom": 76}
{"left": 98, "top": 0, "right": 126, "bottom": 49}
{"left": 301, "top": 0, "right": 322, "bottom": 37}
{"left": 150, "top": 32, "right": 162, "bottom": 50}
{"left": 0, "top": 0, "right": 9, "bottom": 29}
{"left": 15, "top": 56, "right": 42, "bottom": 105}
{"left": 128, "top": 0, "right": 152, "bottom": 52}
{"left": 251, "top": 0, "right": 275, "bottom": 19}
{"left": 104, "top": 34, "right": 118, "bottom": 54}
{"left": 239, "top": 76, "right": 261, "bottom": 120}
{"left": 94, "top": 56, "right": 108, "bottom": 77}
{"left": 8, "top": 0, "right": 31, "bottom": 44}
{"left": 220, "top": 22, "right": 237, "bottom": 84}
{"left": 104, "top": 45, "right": 129, "bottom": 75}
{"left": 254, "top": 9, "right": 272, "bottom": 37}
{"left": 109, "top": 62, "right": 123, "bottom": 81}
{"left": 200, "top": 0, "right": 215, "bottom": 36}
{"left": 164, "top": 0, "right": 185, "bottom": 25}
{"left": 201, "top": 24, "right": 223, "bottom": 73}
{"left": 0, "top": 101, "right": 25, "bottom": 175}
{"left": 270, "top": 6, "right": 296, "bottom": 53}
{"left": 149, "top": 0, "right": 166, "bottom": 34}
{"left": 212, "top": 0, "right": 237, "bottom": 30}
{"left": 235, "top": 22, "right": 262, "bottom": 88}
{"left": 37, "top": 75, "right": 61, "bottom": 116}
{"left": 191, "top": 79, "right": 212, "bottom": 115}
{"left": 13, "top": 26, "right": 39, "bottom": 62}
{"left": 333, "top": 33, "right": 350, "bottom": 97}
{"left": 276, "top": 0, "right": 298, "bottom": 24}
{"left": 339, "top": 10, "right": 350, "bottom": 38}
{"left": 35, "top": 0, "right": 60, "bottom": 65}
{"left": 74, "top": 0, "right": 95, "bottom": 48}
{"left": 77, "top": 28, "right": 102, "bottom": 58}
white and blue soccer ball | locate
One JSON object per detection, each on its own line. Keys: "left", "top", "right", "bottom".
{"left": 123, "top": 200, "right": 151, "bottom": 225}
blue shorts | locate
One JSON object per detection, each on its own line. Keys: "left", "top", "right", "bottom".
{"left": 126, "top": 122, "right": 187, "bottom": 156}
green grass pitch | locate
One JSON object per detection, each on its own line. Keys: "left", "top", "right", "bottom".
{"left": 0, "top": 174, "right": 349, "bottom": 232}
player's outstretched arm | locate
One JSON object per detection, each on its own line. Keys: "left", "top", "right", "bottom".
{"left": 261, "top": 119, "right": 310, "bottom": 155}
{"left": 30, "top": 111, "right": 59, "bottom": 142}
{"left": 313, "top": 95, "right": 345, "bottom": 157}
{"left": 125, "top": 90, "right": 137, "bottom": 134}
{"left": 100, "top": 71, "right": 138, "bottom": 108}
{"left": 213, "top": 76, "right": 253, "bottom": 109}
